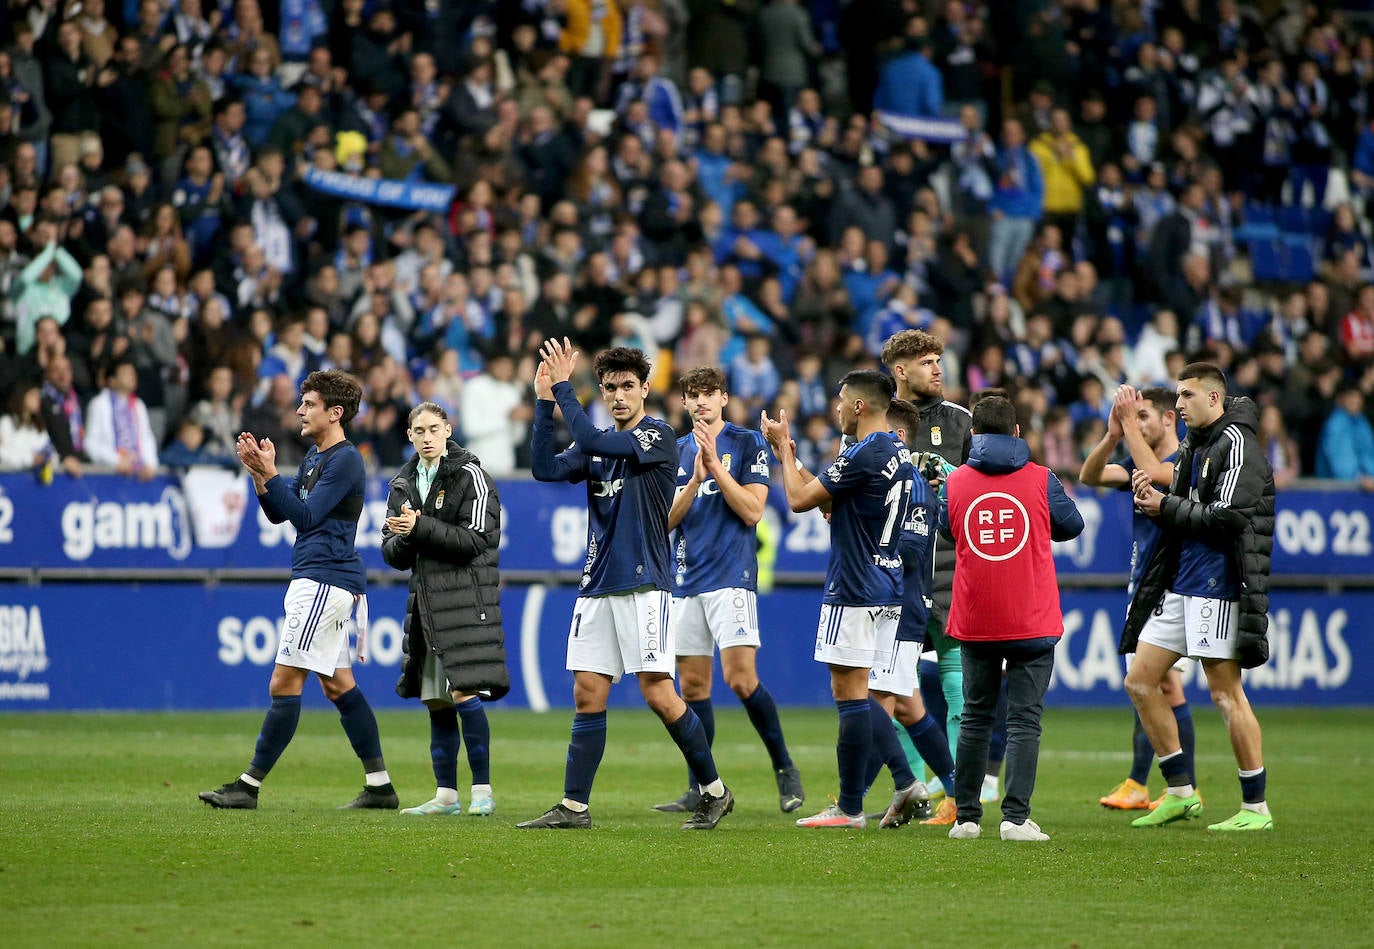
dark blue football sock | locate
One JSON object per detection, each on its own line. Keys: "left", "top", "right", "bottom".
{"left": 905, "top": 712, "right": 956, "bottom": 796}
{"left": 1239, "top": 767, "right": 1266, "bottom": 804}
{"left": 456, "top": 697, "right": 491, "bottom": 785}
{"left": 869, "top": 698, "right": 915, "bottom": 788}
{"left": 741, "top": 684, "right": 793, "bottom": 770}
{"left": 686, "top": 698, "right": 715, "bottom": 789}
{"left": 665, "top": 705, "right": 720, "bottom": 789}
{"left": 247, "top": 694, "right": 301, "bottom": 780}
{"left": 1173, "top": 704, "right": 1196, "bottom": 789}
{"left": 836, "top": 698, "right": 872, "bottom": 816}
{"left": 564, "top": 711, "right": 607, "bottom": 805}
{"left": 1129, "top": 711, "right": 1154, "bottom": 785}
{"left": 864, "top": 743, "right": 885, "bottom": 792}
{"left": 1158, "top": 749, "right": 1193, "bottom": 789}
{"left": 332, "top": 686, "right": 386, "bottom": 774}
{"left": 429, "top": 705, "right": 460, "bottom": 790}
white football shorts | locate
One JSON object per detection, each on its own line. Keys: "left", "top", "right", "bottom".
{"left": 672, "top": 587, "right": 761, "bottom": 656}
{"left": 567, "top": 588, "right": 675, "bottom": 683}
{"left": 870, "top": 607, "right": 920, "bottom": 695}
{"left": 1137, "top": 591, "right": 1239, "bottom": 661}
{"left": 277, "top": 578, "right": 359, "bottom": 676}
{"left": 814, "top": 603, "right": 899, "bottom": 669}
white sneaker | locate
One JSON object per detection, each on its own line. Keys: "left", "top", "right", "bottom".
{"left": 948, "top": 821, "right": 981, "bottom": 839}
{"left": 1000, "top": 818, "right": 1049, "bottom": 841}
{"left": 981, "top": 775, "right": 1000, "bottom": 803}
{"left": 400, "top": 798, "right": 463, "bottom": 816}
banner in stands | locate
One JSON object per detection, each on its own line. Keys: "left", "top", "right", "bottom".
{"left": 0, "top": 585, "right": 1366, "bottom": 711}
{"left": 0, "top": 473, "right": 1369, "bottom": 578}
{"left": 300, "top": 167, "right": 455, "bottom": 212}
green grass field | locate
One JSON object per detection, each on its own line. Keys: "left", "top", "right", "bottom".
{"left": 2, "top": 706, "right": 1371, "bottom": 948}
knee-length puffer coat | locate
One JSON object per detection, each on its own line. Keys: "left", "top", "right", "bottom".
{"left": 382, "top": 440, "right": 510, "bottom": 700}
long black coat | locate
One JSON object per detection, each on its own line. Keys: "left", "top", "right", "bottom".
{"left": 382, "top": 441, "right": 510, "bottom": 700}
{"left": 1120, "top": 398, "right": 1276, "bottom": 669}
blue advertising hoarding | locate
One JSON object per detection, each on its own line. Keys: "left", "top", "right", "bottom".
{"left": 0, "top": 584, "right": 1366, "bottom": 711}
{"left": 0, "top": 472, "right": 1369, "bottom": 578}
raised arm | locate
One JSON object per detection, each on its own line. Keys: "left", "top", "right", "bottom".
{"left": 256, "top": 446, "right": 362, "bottom": 533}
{"left": 1080, "top": 386, "right": 1130, "bottom": 488}
{"left": 761, "top": 408, "right": 832, "bottom": 513}
{"left": 696, "top": 422, "right": 768, "bottom": 527}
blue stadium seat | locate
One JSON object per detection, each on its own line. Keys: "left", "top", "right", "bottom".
{"left": 1277, "top": 203, "right": 1308, "bottom": 234}
{"left": 1309, "top": 207, "right": 1334, "bottom": 237}
{"left": 1280, "top": 238, "right": 1316, "bottom": 282}
{"left": 1248, "top": 239, "right": 1283, "bottom": 282}
{"left": 1243, "top": 203, "right": 1275, "bottom": 225}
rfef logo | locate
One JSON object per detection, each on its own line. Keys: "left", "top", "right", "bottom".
{"left": 963, "top": 491, "right": 1030, "bottom": 562}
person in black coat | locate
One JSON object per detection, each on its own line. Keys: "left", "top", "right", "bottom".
{"left": 383, "top": 402, "right": 508, "bottom": 817}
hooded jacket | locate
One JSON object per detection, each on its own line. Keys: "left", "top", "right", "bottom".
{"left": 1120, "top": 397, "right": 1275, "bottom": 669}
{"left": 945, "top": 434, "right": 1084, "bottom": 642}
{"left": 382, "top": 440, "right": 510, "bottom": 700}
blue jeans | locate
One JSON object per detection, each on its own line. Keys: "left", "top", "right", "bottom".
{"left": 987, "top": 215, "right": 1035, "bottom": 285}
{"left": 954, "top": 636, "right": 1058, "bottom": 825}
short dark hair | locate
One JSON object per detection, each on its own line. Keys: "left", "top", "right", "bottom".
{"left": 594, "top": 346, "right": 652, "bottom": 383}
{"left": 1178, "top": 361, "right": 1227, "bottom": 395}
{"left": 887, "top": 398, "right": 920, "bottom": 442}
{"left": 301, "top": 369, "right": 363, "bottom": 425}
{"left": 839, "top": 369, "right": 894, "bottom": 413}
{"left": 1140, "top": 386, "right": 1175, "bottom": 418}
{"left": 970, "top": 387, "right": 1008, "bottom": 408}
{"left": 971, "top": 395, "right": 1017, "bottom": 435}
{"left": 407, "top": 401, "right": 449, "bottom": 427}
{"left": 679, "top": 366, "right": 727, "bottom": 396}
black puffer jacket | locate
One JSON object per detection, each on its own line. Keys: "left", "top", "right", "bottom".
{"left": 382, "top": 441, "right": 510, "bottom": 700}
{"left": 906, "top": 393, "right": 973, "bottom": 631}
{"left": 1120, "top": 398, "right": 1275, "bottom": 669}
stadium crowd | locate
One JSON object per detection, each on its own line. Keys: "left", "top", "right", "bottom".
{"left": 0, "top": 0, "right": 1373, "bottom": 488}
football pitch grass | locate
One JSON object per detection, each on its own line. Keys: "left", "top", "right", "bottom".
{"left": 2, "top": 706, "right": 1371, "bottom": 948}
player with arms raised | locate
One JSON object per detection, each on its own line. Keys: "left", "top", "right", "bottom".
{"left": 518, "top": 340, "right": 733, "bottom": 831}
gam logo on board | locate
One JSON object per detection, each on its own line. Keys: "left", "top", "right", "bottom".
{"left": 60, "top": 486, "right": 193, "bottom": 561}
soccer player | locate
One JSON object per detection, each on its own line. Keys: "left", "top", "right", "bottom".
{"left": 761, "top": 369, "right": 914, "bottom": 829}
{"left": 1080, "top": 385, "right": 1198, "bottom": 811}
{"left": 944, "top": 395, "right": 1084, "bottom": 841}
{"left": 383, "top": 402, "right": 508, "bottom": 817}
{"left": 200, "top": 370, "right": 397, "bottom": 810}
{"left": 651, "top": 367, "right": 805, "bottom": 816}
{"left": 518, "top": 340, "right": 733, "bottom": 831}
{"left": 1124, "top": 364, "right": 1276, "bottom": 832}
{"left": 873, "top": 397, "right": 958, "bottom": 828}
{"left": 881, "top": 329, "right": 997, "bottom": 812}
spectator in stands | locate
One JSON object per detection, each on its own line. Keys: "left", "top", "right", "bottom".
{"left": 85, "top": 356, "right": 159, "bottom": 478}
{"left": 46, "top": 21, "right": 101, "bottom": 173}
{"left": 458, "top": 350, "right": 530, "bottom": 478}
{"left": 1029, "top": 107, "right": 1095, "bottom": 243}
{"left": 1338, "top": 283, "right": 1374, "bottom": 371}
{"left": 1315, "top": 384, "right": 1374, "bottom": 490}
{"left": 873, "top": 18, "right": 943, "bottom": 122}
{"left": 1258, "top": 403, "right": 1301, "bottom": 490}
{"left": 160, "top": 416, "right": 235, "bottom": 468}
{"left": 987, "top": 118, "right": 1043, "bottom": 286}
{"left": 15, "top": 226, "right": 83, "bottom": 356}
{"left": 0, "top": 383, "right": 52, "bottom": 472}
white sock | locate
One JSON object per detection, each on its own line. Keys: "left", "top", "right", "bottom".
{"left": 1241, "top": 801, "right": 1270, "bottom": 815}
{"left": 470, "top": 784, "right": 492, "bottom": 799}
{"left": 561, "top": 797, "right": 589, "bottom": 813}
{"left": 434, "top": 787, "right": 459, "bottom": 805}
{"left": 1166, "top": 784, "right": 1195, "bottom": 798}
{"left": 239, "top": 773, "right": 262, "bottom": 788}
{"left": 703, "top": 779, "right": 726, "bottom": 798}
{"left": 365, "top": 770, "right": 391, "bottom": 787}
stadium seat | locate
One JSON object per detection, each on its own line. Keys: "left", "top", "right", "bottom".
{"left": 1280, "top": 238, "right": 1316, "bottom": 282}
{"left": 1277, "top": 203, "right": 1308, "bottom": 235}
{"left": 1248, "top": 239, "right": 1283, "bottom": 282}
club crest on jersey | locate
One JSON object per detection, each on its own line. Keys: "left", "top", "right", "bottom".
{"left": 634, "top": 427, "right": 662, "bottom": 451}
{"left": 435, "top": 489, "right": 445, "bottom": 509}
{"left": 720, "top": 453, "right": 731, "bottom": 470}
{"left": 930, "top": 426, "right": 943, "bottom": 446}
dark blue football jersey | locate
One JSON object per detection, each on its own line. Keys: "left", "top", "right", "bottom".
{"left": 531, "top": 381, "right": 678, "bottom": 596}
{"left": 673, "top": 423, "right": 771, "bottom": 595}
{"left": 1119, "top": 450, "right": 1177, "bottom": 597}
{"left": 1171, "top": 452, "right": 1239, "bottom": 599}
{"left": 897, "top": 449, "right": 941, "bottom": 642}
{"left": 816, "top": 431, "right": 913, "bottom": 606}
{"left": 258, "top": 440, "right": 367, "bottom": 594}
